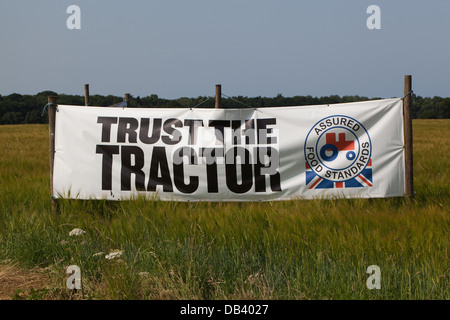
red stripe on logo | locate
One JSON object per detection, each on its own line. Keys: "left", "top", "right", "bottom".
{"left": 358, "top": 174, "right": 373, "bottom": 187}
{"left": 309, "top": 177, "right": 322, "bottom": 189}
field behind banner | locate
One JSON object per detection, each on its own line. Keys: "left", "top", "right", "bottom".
{"left": 0, "top": 120, "right": 448, "bottom": 300}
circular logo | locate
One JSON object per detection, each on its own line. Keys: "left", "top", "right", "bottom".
{"left": 305, "top": 115, "right": 372, "bottom": 182}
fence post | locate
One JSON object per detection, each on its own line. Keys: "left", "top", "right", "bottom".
{"left": 215, "top": 84, "right": 222, "bottom": 109}
{"left": 125, "top": 93, "right": 130, "bottom": 107}
{"left": 48, "top": 96, "right": 60, "bottom": 213}
{"left": 404, "top": 75, "right": 414, "bottom": 198}
{"left": 84, "top": 84, "right": 90, "bottom": 106}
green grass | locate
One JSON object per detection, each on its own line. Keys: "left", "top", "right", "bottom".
{"left": 0, "top": 121, "right": 448, "bottom": 300}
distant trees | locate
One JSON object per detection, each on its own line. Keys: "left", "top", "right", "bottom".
{"left": 413, "top": 96, "right": 450, "bottom": 119}
{"left": 0, "top": 91, "right": 448, "bottom": 125}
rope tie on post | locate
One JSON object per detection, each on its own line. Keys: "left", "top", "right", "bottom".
{"left": 189, "top": 93, "right": 259, "bottom": 111}
{"left": 402, "top": 90, "right": 413, "bottom": 100}
{"left": 190, "top": 97, "right": 213, "bottom": 110}
{"left": 222, "top": 93, "right": 258, "bottom": 111}
{"left": 41, "top": 102, "right": 56, "bottom": 116}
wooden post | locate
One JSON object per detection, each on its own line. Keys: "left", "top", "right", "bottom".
{"left": 215, "top": 84, "right": 222, "bottom": 109}
{"left": 125, "top": 93, "right": 130, "bottom": 107}
{"left": 84, "top": 84, "right": 90, "bottom": 106}
{"left": 48, "top": 96, "right": 59, "bottom": 213}
{"left": 404, "top": 75, "right": 414, "bottom": 198}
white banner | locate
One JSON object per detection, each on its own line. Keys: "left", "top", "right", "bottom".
{"left": 53, "top": 98, "right": 405, "bottom": 201}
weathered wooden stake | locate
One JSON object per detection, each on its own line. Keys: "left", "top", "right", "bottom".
{"left": 48, "top": 96, "right": 60, "bottom": 214}
{"left": 125, "top": 93, "right": 130, "bottom": 107}
{"left": 215, "top": 84, "right": 222, "bottom": 109}
{"left": 404, "top": 75, "right": 414, "bottom": 198}
{"left": 84, "top": 84, "right": 90, "bottom": 106}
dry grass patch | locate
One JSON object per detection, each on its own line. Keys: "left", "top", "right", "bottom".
{"left": 0, "top": 263, "right": 53, "bottom": 300}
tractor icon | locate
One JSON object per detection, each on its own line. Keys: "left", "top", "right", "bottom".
{"left": 320, "top": 132, "right": 356, "bottom": 163}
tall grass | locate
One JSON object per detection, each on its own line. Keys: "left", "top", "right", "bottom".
{"left": 0, "top": 121, "right": 448, "bottom": 299}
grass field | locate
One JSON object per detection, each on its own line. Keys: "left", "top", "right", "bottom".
{"left": 0, "top": 120, "right": 448, "bottom": 300}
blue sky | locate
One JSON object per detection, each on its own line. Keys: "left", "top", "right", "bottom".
{"left": 0, "top": 0, "right": 449, "bottom": 99}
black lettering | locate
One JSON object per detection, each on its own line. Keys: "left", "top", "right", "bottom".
{"left": 97, "top": 117, "right": 118, "bottom": 143}
{"left": 184, "top": 119, "right": 203, "bottom": 145}
{"left": 121, "top": 146, "right": 145, "bottom": 191}
{"left": 173, "top": 147, "right": 199, "bottom": 194}
{"left": 243, "top": 119, "right": 256, "bottom": 144}
{"left": 117, "top": 117, "right": 139, "bottom": 143}
{"left": 254, "top": 147, "right": 281, "bottom": 192}
{"left": 257, "top": 118, "right": 277, "bottom": 144}
{"left": 139, "top": 118, "right": 162, "bottom": 144}
{"left": 231, "top": 120, "right": 242, "bottom": 145}
{"left": 162, "top": 118, "right": 183, "bottom": 145}
{"left": 319, "top": 122, "right": 327, "bottom": 131}
{"left": 225, "top": 147, "right": 253, "bottom": 194}
{"left": 344, "top": 169, "right": 353, "bottom": 178}
{"left": 96, "top": 145, "right": 120, "bottom": 190}
{"left": 147, "top": 147, "right": 173, "bottom": 192}
{"left": 201, "top": 148, "right": 222, "bottom": 193}
{"left": 209, "top": 120, "right": 230, "bottom": 145}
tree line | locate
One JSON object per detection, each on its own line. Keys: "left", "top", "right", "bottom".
{"left": 0, "top": 91, "right": 448, "bottom": 125}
